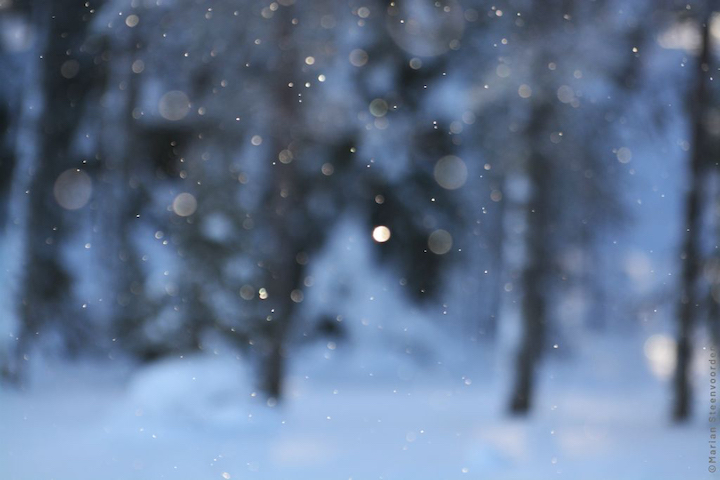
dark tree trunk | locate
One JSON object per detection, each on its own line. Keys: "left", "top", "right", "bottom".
{"left": 263, "top": 339, "right": 285, "bottom": 400}
{"left": 505, "top": 0, "right": 566, "bottom": 415}
{"left": 259, "top": 4, "right": 305, "bottom": 401}
{"left": 509, "top": 95, "right": 553, "bottom": 414}
{"left": 673, "top": 13, "right": 712, "bottom": 422}
{"left": 16, "top": 0, "right": 92, "bottom": 374}
{"left": 509, "top": 149, "right": 551, "bottom": 414}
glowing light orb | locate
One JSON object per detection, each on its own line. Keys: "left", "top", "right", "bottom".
{"left": 643, "top": 334, "right": 676, "bottom": 379}
{"left": 159, "top": 90, "right": 190, "bottom": 121}
{"left": 616, "top": 147, "right": 632, "bottom": 164}
{"left": 53, "top": 169, "right": 92, "bottom": 210}
{"left": 240, "top": 285, "right": 255, "bottom": 300}
{"left": 369, "top": 98, "right": 388, "bottom": 117}
{"left": 172, "top": 192, "right": 197, "bottom": 217}
{"left": 434, "top": 155, "right": 467, "bottom": 190}
{"left": 60, "top": 60, "right": 80, "bottom": 79}
{"left": 290, "top": 289, "right": 304, "bottom": 303}
{"left": 428, "top": 229, "right": 452, "bottom": 255}
{"left": 349, "top": 49, "right": 368, "bottom": 67}
{"left": 125, "top": 14, "right": 139, "bottom": 28}
{"left": 372, "top": 226, "right": 391, "bottom": 243}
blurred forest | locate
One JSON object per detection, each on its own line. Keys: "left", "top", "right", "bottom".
{"left": 1, "top": 0, "right": 720, "bottom": 428}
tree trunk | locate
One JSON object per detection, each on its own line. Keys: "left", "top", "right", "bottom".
{"left": 6, "top": 3, "right": 50, "bottom": 382}
{"left": 509, "top": 146, "right": 551, "bottom": 414}
{"left": 259, "top": 3, "right": 305, "bottom": 401}
{"left": 673, "top": 12, "right": 711, "bottom": 422}
{"left": 508, "top": 87, "right": 554, "bottom": 412}
{"left": 263, "top": 339, "right": 285, "bottom": 400}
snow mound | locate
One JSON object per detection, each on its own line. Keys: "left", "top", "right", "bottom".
{"left": 125, "top": 353, "right": 277, "bottom": 430}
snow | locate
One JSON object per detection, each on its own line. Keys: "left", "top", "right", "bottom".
{"left": 0, "top": 333, "right": 711, "bottom": 480}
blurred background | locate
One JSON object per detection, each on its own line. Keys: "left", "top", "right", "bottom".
{"left": 0, "top": 0, "right": 719, "bottom": 478}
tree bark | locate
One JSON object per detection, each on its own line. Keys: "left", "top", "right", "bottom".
{"left": 509, "top": 97, "right": 553, "bottom": 415}
{"left": 260, "top": 4, "right": 305, "bottom": 401}
{"left": 673, "top": 12, "right": 711, "bottom": 422}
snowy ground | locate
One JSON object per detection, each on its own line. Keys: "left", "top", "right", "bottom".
{"left": 0, "top": 332, "right": 714, "bottom": 480}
